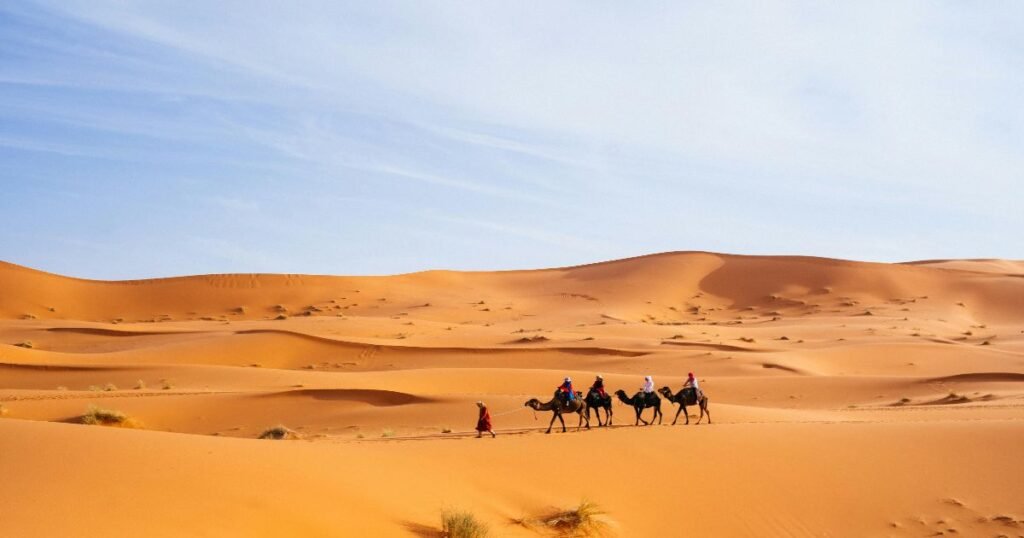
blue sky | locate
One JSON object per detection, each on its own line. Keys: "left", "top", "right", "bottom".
{"left": 1, "top": 2, "right": 1022, "bottom": 279}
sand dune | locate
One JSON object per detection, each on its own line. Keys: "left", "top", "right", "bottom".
{"left": 2, "top": 252, "right": 1023, "bottom": 536}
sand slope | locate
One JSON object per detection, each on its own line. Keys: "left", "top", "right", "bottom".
{"left": 2, "top": 252, "right": 1023, "bottom": 536}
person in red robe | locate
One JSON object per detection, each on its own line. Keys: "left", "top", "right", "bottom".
{"left": 476, "top": 401, "right": 495, "bottom": 438}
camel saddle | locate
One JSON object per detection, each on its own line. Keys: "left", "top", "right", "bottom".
{"left": 681, "top": 387, "right": 699, "bottom": 406}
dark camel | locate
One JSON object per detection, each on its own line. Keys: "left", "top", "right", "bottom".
{"left": 524, "top": 390, "right": 590, "bottom": 433}
{"left": 584, "top": 388, "right": 613, "bottom": 426}
{"left": 614, "top": 389, "right": 663, "bottom": 426}
{"left": 658, "top": 386, "right": 711, "bottom": 425}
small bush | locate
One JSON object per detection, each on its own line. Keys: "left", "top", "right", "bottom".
{"left": 541, "top": 500, "right": 608, "bottom": 537}
{"left": 14, "top": 341, "right": 33, "bottom": 348}
{"left": 441, "top": 509, "right": 489, "bottom": 538}
{"left": 134, "top": 379, "right": 146, "bottom": 390}
{"left": 81, "top": 405, "right": 141, "bottom": 428}
{"left": 160, "top": 379, "right": 173, "bottom": 390}
{"left": 381, "top": 428, "right": 396, "bottom": 438}
{"left": 441, "top": 428, "right": 452, "bottom": 434}
{"left": 103, "top": 383, "right": 118, "bottom": 391}
{"left": 258, "top": 425, "right": 299, "bottom": 440}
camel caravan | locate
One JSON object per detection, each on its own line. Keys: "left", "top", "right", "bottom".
{"left": 523, "top": 373, "right": 711, "bottom": 434}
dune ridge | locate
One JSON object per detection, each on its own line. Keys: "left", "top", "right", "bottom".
{"left": 2, "top": 251, "right": 1023, "bottom": 536}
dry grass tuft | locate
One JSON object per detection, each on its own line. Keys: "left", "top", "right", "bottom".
{"left": 103, "top": 383, "right": 118, "bottom": 391}
{"left": 258, "top": 425, "right": 300, "bottom": 440}
{"left": 441, "top": 509, "right": 489, "bottom": 538}
{"left": 381, "top": 428, "right": 396, "bottom": 438}
{"left": 14, "top": 340, "right": 33, "bottom": 348}
{"left": 539, "top": 500, "right": 609, "bottom": 537}
{"left": 81, "top": 405, "right": 142, "bottom": 428}
{"left": 134, "top": 379, "right": 146, "bottom": 390}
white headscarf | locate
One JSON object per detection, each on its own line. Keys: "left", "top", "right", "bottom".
{"left": 642, "top": 375, "right": 654, "bottom": 393}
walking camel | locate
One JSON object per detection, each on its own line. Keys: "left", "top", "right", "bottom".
{"left": 524, "top": 390, "right": 591, "bottom": 434}
{"left": 584, "top": 388, "right": 613, "bottom": 426}
{"left": 614, "top": 389, "right": 663, "bottom": 426}
{"left": 658, "top": 386, "right": 711, "bottom": 425}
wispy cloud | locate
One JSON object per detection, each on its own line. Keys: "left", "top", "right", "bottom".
{"left": 1, "top": 1, "right": 1021, "bottom": 278}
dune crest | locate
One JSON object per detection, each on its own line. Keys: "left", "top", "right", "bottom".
{"left": 2, "top": 251, "right": 1023, "bottom": 536}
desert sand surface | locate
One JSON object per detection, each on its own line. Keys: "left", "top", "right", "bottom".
{"left": 2, "top": 251, "right": 1023, "bottom": 537}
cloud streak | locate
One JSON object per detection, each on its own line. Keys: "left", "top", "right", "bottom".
{"left": 0, "top": 1, "right": 1021, "bottom": 278}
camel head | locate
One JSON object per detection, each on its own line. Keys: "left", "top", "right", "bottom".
{"left": 658, "top": 386, "right": 673, "bottom": 398}
{"left": 613, "top": 389, "right": 630, "bottom": 404}
{"left": 524, "top": 398, "right": 541, "bottom": 409}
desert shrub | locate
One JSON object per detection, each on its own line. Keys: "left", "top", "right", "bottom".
{"left": 15, "top": 341, "right": 33, "bottom": 348}
{"left": 81, "top": 405, "right": 141, "bottom": 428}
{"left": 441, "top": 509, "right": 489, "bottom": 538}
{"left": 134, "top": 379, "right": 146, "bottom": 390}
{"left": 103, "top": 383, "right": 118, "bottom": 391}
{"left": 381, "top": 428, "right": 396, "bottom": 438}
{"left": 540, "top": 500, "right": 609, "bottom": 537}
{"left": 258, "top": 425, "right": 299, "bottom": 440}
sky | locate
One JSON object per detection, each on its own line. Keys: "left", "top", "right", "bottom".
{"left": 1, "top": 1, "right": 1022, "bottom": 279}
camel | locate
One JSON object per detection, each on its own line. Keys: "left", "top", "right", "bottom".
{"left": 584, "top": 388, "right": 613, "bottom": 426}
{"left": 658, "top": 386, "right": 711, "bottom": 425}
{"left": 614, "top": 389, "right": 662, "bottom": 426}
{"left": 524, "top": 390, "right": 590, "bottom": 434}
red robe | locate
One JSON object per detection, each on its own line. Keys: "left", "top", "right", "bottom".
{"left": 476, "top": 407, "right": 492, "bottom": 432}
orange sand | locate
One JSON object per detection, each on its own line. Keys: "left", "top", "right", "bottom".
{"left": 2, "top": 252, "right": 1023, "bottom": 536}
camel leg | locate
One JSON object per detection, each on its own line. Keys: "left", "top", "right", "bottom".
{"left": 546, "top": 412, "right": 558, "bottom": 434}
{"left": 607, "top": 405, "right": 613, "bottom": 426}
{"left": 655, "top": 404, "right": 663, "bottom": 425}
{"left": 558, "top": 412, "right": 567, "bottom": 433}
{"left": 672, "top": 404, "right": 684, "bottom": 425}
{"left": 636, "top": 407, "right": 648, "bottom": 426}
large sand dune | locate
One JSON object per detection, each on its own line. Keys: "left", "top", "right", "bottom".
{"left": 2, "top": 252, "right": 1023, "bottom": 536}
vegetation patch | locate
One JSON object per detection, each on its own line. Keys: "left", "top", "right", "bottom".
{"left": 442, "top": 509, "right": 489, "bottom": 538}
{"left": 515, "top": 500, "right": 610, "bottom": 537}
{"left": 81, "top": 405, "right": 142, "bottom": 428}
{"left": 258, "top": 425, "right": 300, "bottom": 440}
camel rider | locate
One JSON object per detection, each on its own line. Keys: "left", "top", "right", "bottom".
{"left": 683, "top": 372, "right": 703, "bottom": 401}
{"left": 558, "top": 377, "right": 576, "bottom": 404}
{"left": 591, "top": 375, "right": 607, "bottom": 399}
{"left": 641, "top": 375, "right": 655, "bottom": 402}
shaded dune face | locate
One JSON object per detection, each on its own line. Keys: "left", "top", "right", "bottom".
{"left": 2, "top": 252, "right": 1023, "bottom": 537}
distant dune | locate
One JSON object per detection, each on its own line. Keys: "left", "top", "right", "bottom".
{"left": 2, "top": 252, "right": 1023, "bottom": 536}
